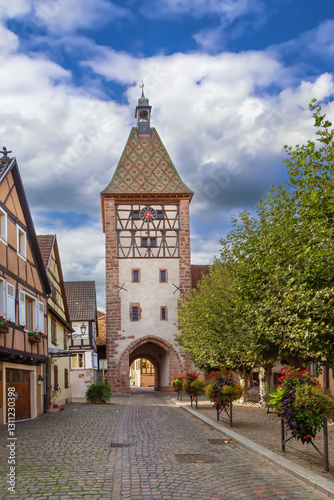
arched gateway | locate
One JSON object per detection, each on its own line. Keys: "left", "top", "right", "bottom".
{"left": 101, "top": 87, "right": 193, "bottom": 394}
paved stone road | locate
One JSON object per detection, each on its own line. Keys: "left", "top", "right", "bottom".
{"left": 0, "top": 389, "right": 327, "bottom": 499}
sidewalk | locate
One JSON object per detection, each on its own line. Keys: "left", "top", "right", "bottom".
{"left": 173, "top": 395, "right": 334, "bottom": 498}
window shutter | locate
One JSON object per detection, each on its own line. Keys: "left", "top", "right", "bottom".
{"left": 85, "top": 351, "right": 92, "bottom": 369}
{"left": 38, "top": 301, "right": 44, "bottom": 333}
{"left": 6, "top": 283, "right": 15, "bottom": 323}
{"left": 0, "top": 280, "right": 6, "bottom": 317}
{"left": 19, "top": 290, "right": 26, "bottom": 326}
{"left": 93, "top": 352, "right": 98, "bottom": 370}
{"left": 33, "top": 300, "right": 38, "bottom": 331}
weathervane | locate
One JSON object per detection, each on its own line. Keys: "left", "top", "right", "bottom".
{"left": 139, "top": 80, "right": 145, "bottom": 98}
{"left": 1, "top": 146, "right": 12, "bottom": 158}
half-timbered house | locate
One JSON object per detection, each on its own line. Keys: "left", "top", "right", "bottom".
{"left": 37, "top": 235, "right": 73, "bottom": 409}
{"left": 64, "top": 281, "right": 98, "bottom": 401}
{"left": 0, "top": 153, "right": 50, "bottom": 423}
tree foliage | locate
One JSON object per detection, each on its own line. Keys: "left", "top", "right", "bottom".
{"left": 177, "top": 100, "right": 334, "bottom": 371}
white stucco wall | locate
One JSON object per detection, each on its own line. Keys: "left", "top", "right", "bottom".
{"left": 119, "top": 258, "right": 179, "bottom": 350}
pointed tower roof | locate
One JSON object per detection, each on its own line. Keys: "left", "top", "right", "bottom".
{"left": 102, "top": 127, "right": 193, "bottom": 196}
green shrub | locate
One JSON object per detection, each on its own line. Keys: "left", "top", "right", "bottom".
{"left": 86, "top": 381, "right": 112, "bottom": 403}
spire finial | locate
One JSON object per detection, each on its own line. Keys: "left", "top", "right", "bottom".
{"left": 139, "top": 80, "right": 145, "bottom": 98}
{"left": 1, "top": 147, "right": 12, "bottom": 158}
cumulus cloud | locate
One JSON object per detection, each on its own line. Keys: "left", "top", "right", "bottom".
{"left": 14, "top": 0, "right": 130, "bottom": 35}
{"left": 140, "top": 0, "right": 264, "bottom": 21}
{"left": 0, "top": 13, "right": 333, "bottom": 307}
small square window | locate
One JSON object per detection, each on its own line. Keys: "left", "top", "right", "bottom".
{"left": 133, "top": 211, "right": 139, "bottom": 219}
{"left": 132, "top": 307, "right": 138, "bottom": 321}
{"left": 150, "top": 238, "right": 156, "bottom": 247}
{"left": 157, "top": 211, "right": 163, "bottom": 219}
{"left": 132, "top": 269, "right": 140, "bottom": 282}
{"left": 141, "top": 238, "right": 147, "bottom": 247}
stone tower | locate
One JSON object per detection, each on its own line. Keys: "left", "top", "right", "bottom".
{"left": 101, "top": 89, "right": 193, "bottom": 394}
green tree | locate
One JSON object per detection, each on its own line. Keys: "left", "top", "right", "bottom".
{"left": 177, "top": 262, "right": 253, "bottom": 401}
{"left": 222, "top": 100, "right": 334, "bottom": 370}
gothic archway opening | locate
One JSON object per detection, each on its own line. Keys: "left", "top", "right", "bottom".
{"left": 129, "top": 342, "right": 165, "bottom": 391}
{"left": 114, "top": 336, "right": 184, "bottom": 394}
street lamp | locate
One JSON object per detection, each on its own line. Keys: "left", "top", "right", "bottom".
{"left": 80, "top": 323, "right": 87, "bottom": 336}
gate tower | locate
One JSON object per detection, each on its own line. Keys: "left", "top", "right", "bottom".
{"left": 101, "top": 89, "right": 193, "bottom": 394}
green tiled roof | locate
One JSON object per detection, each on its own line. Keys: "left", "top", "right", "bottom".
{"left": 103, "top": 128, "right": 192, "bottom": 195}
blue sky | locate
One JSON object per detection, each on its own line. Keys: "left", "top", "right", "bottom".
{"left": 1, "top": 0, "right": 334, "bottom": 308}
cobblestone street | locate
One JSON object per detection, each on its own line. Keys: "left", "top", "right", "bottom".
{"left": 0, "top": 389, "right": 328, "bottom": 499}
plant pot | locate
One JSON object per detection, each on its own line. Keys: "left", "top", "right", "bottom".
{"left": 0, "top": 326, "right": 9, "bottom": 333}
{"left": 29, "top": 336, "right": 41, "bottom": 343}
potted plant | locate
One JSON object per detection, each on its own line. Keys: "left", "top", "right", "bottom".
{"left": 269, "top": 366, "right": 334, "bottom": 444}
{"left": 206, "top": 368, "right": 243, "bottom": 425}
{"left": 171, "top": 375, "right": 185, "bottom": 399}
{"left": 0, "top": 316, "right": 9, "bottom": 333}
{"left": 38, "top": 374, "right": 45, "bottom": 384}
{"left": 182, "top": 371, "right": 205, "bottom": 408}
{"left": 86, "top": 380, "right": 112, "bottom": 404}
{"left": 28, "top": 331, "right": 43, "bottom": 343}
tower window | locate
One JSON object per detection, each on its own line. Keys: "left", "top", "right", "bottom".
{"left": 160, "top": 270, "right": 168, "bottom": 283}
{"left": 150, "top": 238, "right": 156, "bottom": 247}
{"left": 129, "top": 303, "right": 142, "bottom": 322}
{"left": 157, "top": 211, "right": 163, "bottom": 219}
{"left": 139, "top": 110, "right": 148, "bottom": 121}
{"left": 132, "top": 269, "right": 140, "bottom": 282}
{"left": 132, "top": 307, "right": 138, "bottom": 321}
{"left": 133, "top": 211, "right": 139, "bottom": 219}
{"left": 160, "top": 307, "right": 168, "bottom": 321}
{"left": 141, "top": 238, "right": 147, "bottom": 247}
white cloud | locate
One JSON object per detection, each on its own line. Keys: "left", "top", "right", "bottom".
{"left": 0, "top": 17, "right": 333, "bottom": 306}
{"left": 141, "top": 0, "right": 264, "bottom": 21}
{"left": 34, "top": 0, "right": 129, "bottom": 33}
{"left": 0, "top": 0, "right": 31, "bottom": 19}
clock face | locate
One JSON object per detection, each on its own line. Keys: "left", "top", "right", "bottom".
{"left": 140, "top": 206, "right": 157, "bottom": 223}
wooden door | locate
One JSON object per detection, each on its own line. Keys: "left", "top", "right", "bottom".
{"left": 6, "top": 369, "right": 31, "bottom": 420}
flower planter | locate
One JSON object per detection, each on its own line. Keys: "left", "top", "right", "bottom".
{"left": 0, "top": 326, "right": 9, "bottom": 334}
{"left": 28, "top": 336, "right": 41, "bottom": 343}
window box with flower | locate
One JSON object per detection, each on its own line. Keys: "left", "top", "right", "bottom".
{"left": 28, "top": 331, "right": 43, "bottom": 343}
{"left": 0, "top": 316, "right": 9, "bottom": 333}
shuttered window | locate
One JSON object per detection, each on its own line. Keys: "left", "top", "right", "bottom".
{"left": 54, "top": 365, "right": 59, "bottom": 391}
{"left": 51, "top": 318, "right": 57, "bottom": 345}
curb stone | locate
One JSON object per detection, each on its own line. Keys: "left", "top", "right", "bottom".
{"left": 173, "top": 398, "right": 334, "bottom": 499}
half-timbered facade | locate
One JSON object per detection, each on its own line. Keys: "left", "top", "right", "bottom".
{"left": 0, "top": 154, "right": 50, "bottom": 424}
{"left": 64, "top": 281, "right": 98, "bottom": 401}
{"left": 101, "top": 89, "right": 193, "bottom": 394}
{"left": 37, "top": 235, "right": 73, "bottom": 409}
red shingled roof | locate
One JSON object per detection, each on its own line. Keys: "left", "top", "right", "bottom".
{"left": 37, "top": 235, "right": 55, "bottom": 269}
{"left": 64, "top": 281, "right": 97, "bottom": 321}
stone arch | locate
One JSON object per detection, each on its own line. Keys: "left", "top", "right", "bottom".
{"left": 117, "top": 335, "right": 184, "bottom": 394}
